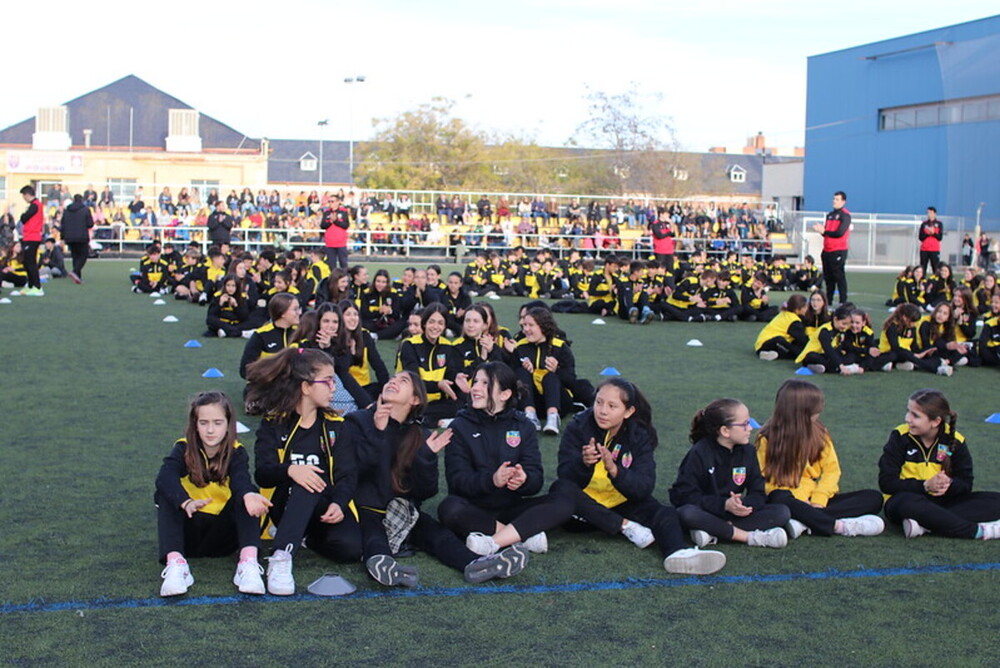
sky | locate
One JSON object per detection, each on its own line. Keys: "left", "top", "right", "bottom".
{"left": 3, "top": 1, "right": 997, "bottom": 153}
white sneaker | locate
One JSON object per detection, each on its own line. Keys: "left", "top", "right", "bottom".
{"left": 837, "top": 515, "right": 885, "bottom": 537}
{"left": 160, "top": 559, "right": 193, "bottom": 597}
{"left": 903, "top": 518, "right": 929, "bottom": 538}
{"left": 241, "top": 329, "right": 254, "bottom": 339}
{"left": 785, "top": 518, "right": 809, "bottom": 540}
{"left": 845, "top": 364, "right": 862, "bottom": 375}
{"left": 523, "top": 532, "right": 548, "bottom": 554}
{"left": 979, "top": 519, "right": 1000, "bottom": 540}
{"left": 936, "top": 364, "right": 953, "bottom": 377}
{"left": 621, "top": 520, "right": 655, "bottom": 548}
{"left": 233, "top": 560, "right": 266, "bottom": 594}
{"left": 807, "top": 364, "right": 826, "bottom": 375}
{"left": 266, "top": 545, "right": 295, "bottom": 595}
{"left": 896, "top": 361, "right": 915, "bottom": 371}
{"left": 881, "top": 362, "right": 893, "bottom": 372}
{"left": 758, "top": 350, "right": 779, "bottom": 361}
{"left": 217, "top": 329, "right": 227, "bottom": 338}
{"left": 664, "top": 548, "right": 726, "bottom": 575}
{"left": 465, "top": 532, "right": 501, "bottom": 556}
{"left": 542, "top": 413, "right": 560, "bottom": 435}
{"left": 747, "top": 527, "right": 788, "bottom": 548}
{"left": 525, "top": 411, "right": 542, "bottom": 432}
{"left": 689, "top": 529, "right": 717, "bottom": 547}
{"left": 956, "top": 356, "right": 969, "bottom": 367}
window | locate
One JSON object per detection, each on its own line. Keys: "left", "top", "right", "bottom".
{"left": 672, "top": 168, "right": 689, "bottom": 181}
{"left": 0, "top": 176, "right": 6, "bottom": 202}
{"left": 168, "top": 109, "right": 199, "bottom": 137}
{"left": 880, "top": 93, "right": 1000, "bottom": 131}
{"left": 36, "top": 106, "right": 68, "bottom": 133}
{"left": 300, "top": 152, "right": 317, "bottom": 172}
{"left": 190, "top": 180, "right": 219, "bottom": 202}
{"left": 107, "top": 178, "right": 138, "bottom": 200}
{"left": 729, "top": 166, "right": 746, "bottom": 183}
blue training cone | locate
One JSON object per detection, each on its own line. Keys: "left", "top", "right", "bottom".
{"left": 202, "top": 368, "right": 224, "bottom": 378}
{"left": 749, "top": 417, "right": 762, "bottom": 429}
{"left": 184, "top": 340, "right": 203, "bottom": 348}
{"left": 600, "top": 367, "right": 621, "bottom": 376}
{"left": 794, "top": 367, "right": 814, "bottom": 375}
{"left": 985, "top": 413, "right": 1000, "bottom": 424}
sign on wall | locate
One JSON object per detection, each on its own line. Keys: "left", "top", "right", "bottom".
{"left": 6, "top": 151, "right": 84, "bottom": 174}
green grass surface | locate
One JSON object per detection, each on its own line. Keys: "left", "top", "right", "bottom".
{"left": 3, "top": 260, "right": 1000, "bottom": 666}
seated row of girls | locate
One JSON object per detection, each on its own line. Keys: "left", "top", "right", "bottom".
{"left": 886, "top": 264, "right": 956, "bottom": 309}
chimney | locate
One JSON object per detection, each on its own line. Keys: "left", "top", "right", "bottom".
{"left": 83, "top": 128, "right": 93, "bottom": 148}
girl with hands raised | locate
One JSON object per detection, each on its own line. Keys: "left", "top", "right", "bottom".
{"left": 879, "top": 389, "right": 1000, "bottom": 539}
{"left": 439, "top": 362, "right": 574, "bottom": 557}
{"left": 552, "top": 379, "right": 727, "bottom": 575}
{"left": 247, "top": 347, "right": 362, "bottom": 595}
{"left": 155, "top": 392, "right": 271, "bottom": 597}
{"left": 343, "top": 371, "right": 528, "bottom": 586}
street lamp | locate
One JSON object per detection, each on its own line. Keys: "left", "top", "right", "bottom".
{"left": 317, "top": 119, "right": 329, "bottom": 186}
{"left": 343, "top": 76, "right": 366, "bottom": 185}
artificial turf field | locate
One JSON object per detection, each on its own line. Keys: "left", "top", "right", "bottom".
{"left": 3, "top": 259, "right": 1000, "bottom": 666}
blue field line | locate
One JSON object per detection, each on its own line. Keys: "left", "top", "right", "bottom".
{"left": 4, "top": 561, "right": 1000, "bottom": 616}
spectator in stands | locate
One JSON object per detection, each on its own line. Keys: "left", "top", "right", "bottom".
{"left": 128, "top": 193, "right": 146, "bottom": 226}
{"left": 207, "top": 200, "right": 235, "bottom": 247}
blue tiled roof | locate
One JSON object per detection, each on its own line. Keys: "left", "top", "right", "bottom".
{"left": 0, "top": 75, "right": 258, "bottom": 152}
{"left": 267, "top": 138, "right": 352, "bottom": 185}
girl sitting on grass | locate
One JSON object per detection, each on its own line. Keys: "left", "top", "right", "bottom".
{"left": 879, "top": 388, "right": 1000, "bottom": 540}
{"left": 552, "top": 378, "right": 726, "bottom": 575}
{"left": 155, "top": 391, "right": 271, "bottom": 597}
{"left": 756, "top": 379, "right": 884, "bottom": 539}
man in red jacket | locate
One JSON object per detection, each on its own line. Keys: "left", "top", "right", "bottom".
{"left": 812, "top": 190, "right": 851, "bottom": 306}
{"left": 19, "top": 185, "right": 45, "bottom": 296}
{"left": 918, "top": 206, "right": 943, "bottom": 276}
{"left": 320, "top": 195, "right": 350, "bottom": 269}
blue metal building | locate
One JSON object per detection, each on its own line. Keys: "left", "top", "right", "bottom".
{"left": 804, "top": 15, "right": 1000, "bottom": 228}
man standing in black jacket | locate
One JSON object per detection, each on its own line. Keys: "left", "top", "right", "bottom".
{"left": 206, "top": 200, "right": 234, "bottom": 247}
{"left": 59, "top": 194, "right": 95, "bottom": 283}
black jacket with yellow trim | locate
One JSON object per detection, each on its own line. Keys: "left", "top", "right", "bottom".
{"left": 156, "top": 439, "right": 256, "bottom": 514}
{"left": 556, "top": 408, "right": 656, "bottom": 502}
{"left": 878, "top": 424, "right": 972, "bottom": 497}
{"left": 668, "top": 437, "right": 768, "bottom": 516}
{"left": 254, "top": 410, "right": 355, "bottom": 511}
{"left": 239, "top": 322, "right": 294, "bottom": 378}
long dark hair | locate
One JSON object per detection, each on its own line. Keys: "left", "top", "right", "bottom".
{"left": 883, "top": 303, "right": 920, "bottom": 333}
{"left": 689, "top": 398, "right": 744, "bottom": 444}
{"left": 757, "top": 380, "right": 827, "bottom": 488}
{"left": 317, "top": 301, "right": 348, "bottom": 355}
{"left": 338, "top": 299, "right": 365, "bottom": 365}
{"left": 389, "top": 370, "right": 429, "bottom": 495}
{"left": 596, "top": 377, "right": 657, "bottom": 449}
{"left": 244, "top": 347, "right": 335, "bottom": 418}
{"left": 268, "top": 292, "right": 298, "bottom": 326}
{"left": 526, "top": 306, "right": 560, "bottom": 341}
{"left": 367, "top": 269, "right": 393, "bottom": 298}
{"left": 420, "top": 302, "right": 449, "bottom": 340}
{"left": 183, "top": 391, "right": 238, "bottom": 486}
{"left": 909, "top": 388, "right": 957, "bottom": 474}
{"left": 474, "top": 361, "right": 521, "bottom": 415}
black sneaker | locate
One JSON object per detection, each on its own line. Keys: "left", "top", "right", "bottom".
{"left": 366, "top": 555, "right": 419, "bottom": 588}
{"left": 463, "top": 544, "right": 529, "bottom": 584}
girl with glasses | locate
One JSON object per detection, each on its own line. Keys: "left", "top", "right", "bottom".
{"left": 245, "top": 347, "right": 362, "bottom": 595}
{"left": 669, "top": 398, "right": 790, "bottom": 549}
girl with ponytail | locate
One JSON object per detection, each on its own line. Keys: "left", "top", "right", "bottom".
{"left": 878, "top": 388, "right": 1000, "bottom": 540}
{"left": 248, "top": 347, "right": 362, "bottom": 595}
{"left": 552, "top": 378, "right": 726, "bottom": 575}
{"left": 342, "top": 370, "right": 528, "bottom": 587}
{"left": 669, "top": 399, "right": 791, "bottom": 549}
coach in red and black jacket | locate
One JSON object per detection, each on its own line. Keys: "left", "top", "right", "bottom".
{"left": 812, "top": 190, "right": 851, "bottom": 306}
{"left": 919, "top": 207, "right": 943, "bottom": 276}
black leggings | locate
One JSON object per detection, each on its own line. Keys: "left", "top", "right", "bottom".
{"left": 551, "top": 479, "right": 685, "bottom": 557}
{"left": 676, "top": 502, "right": 791, "bottom": 542}
{"left": 67, "top": 241, "right": 89, "bottom": 278}
{"left": 517, "top": 368, "right": 576, "bottom": 415}
{"left": 269, "top": 486, "right": 362, "bottom": 561}
{"left": 155, "top": 491, "right": 261, "bottom": 563}
{"left": 881, "top": 349, "right": 939, "bottom": 372}
{"left": 23, "top": 241, "right": 41, "bottom": 289}
{"left": 767, "top": 489, "right": 883, "bottom": 536}
{"left": 884, "top": 491, "right": 1000, "bottom": 539}
{"left": 437, "top": 493, "right": 574, "bottom": 542}
{"left": 757, "top": 336, "right": 804, "bottom": 360}
{"left": 359, "top": 507, "right": 477, "bottom": 571}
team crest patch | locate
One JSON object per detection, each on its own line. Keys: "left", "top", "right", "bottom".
{"left": 732, "top": 467, "right": 747, "bottom": 486}
{"left": 611, "top": 443, "right": 622, "bottom": 460}
{"left": 436, "top": 354, "right": 447, "bottom": 367}
{"left": 936, "top": 444, "right": 950, "bottom": 461}
{"left": 621, "top": 452, "right": 633, "bottom": 469}
{"left": 328, "top": 431, "right": 337, "bottom": 445}
{"left": 506, "top": 431, "right": 521, "bottom": 448}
